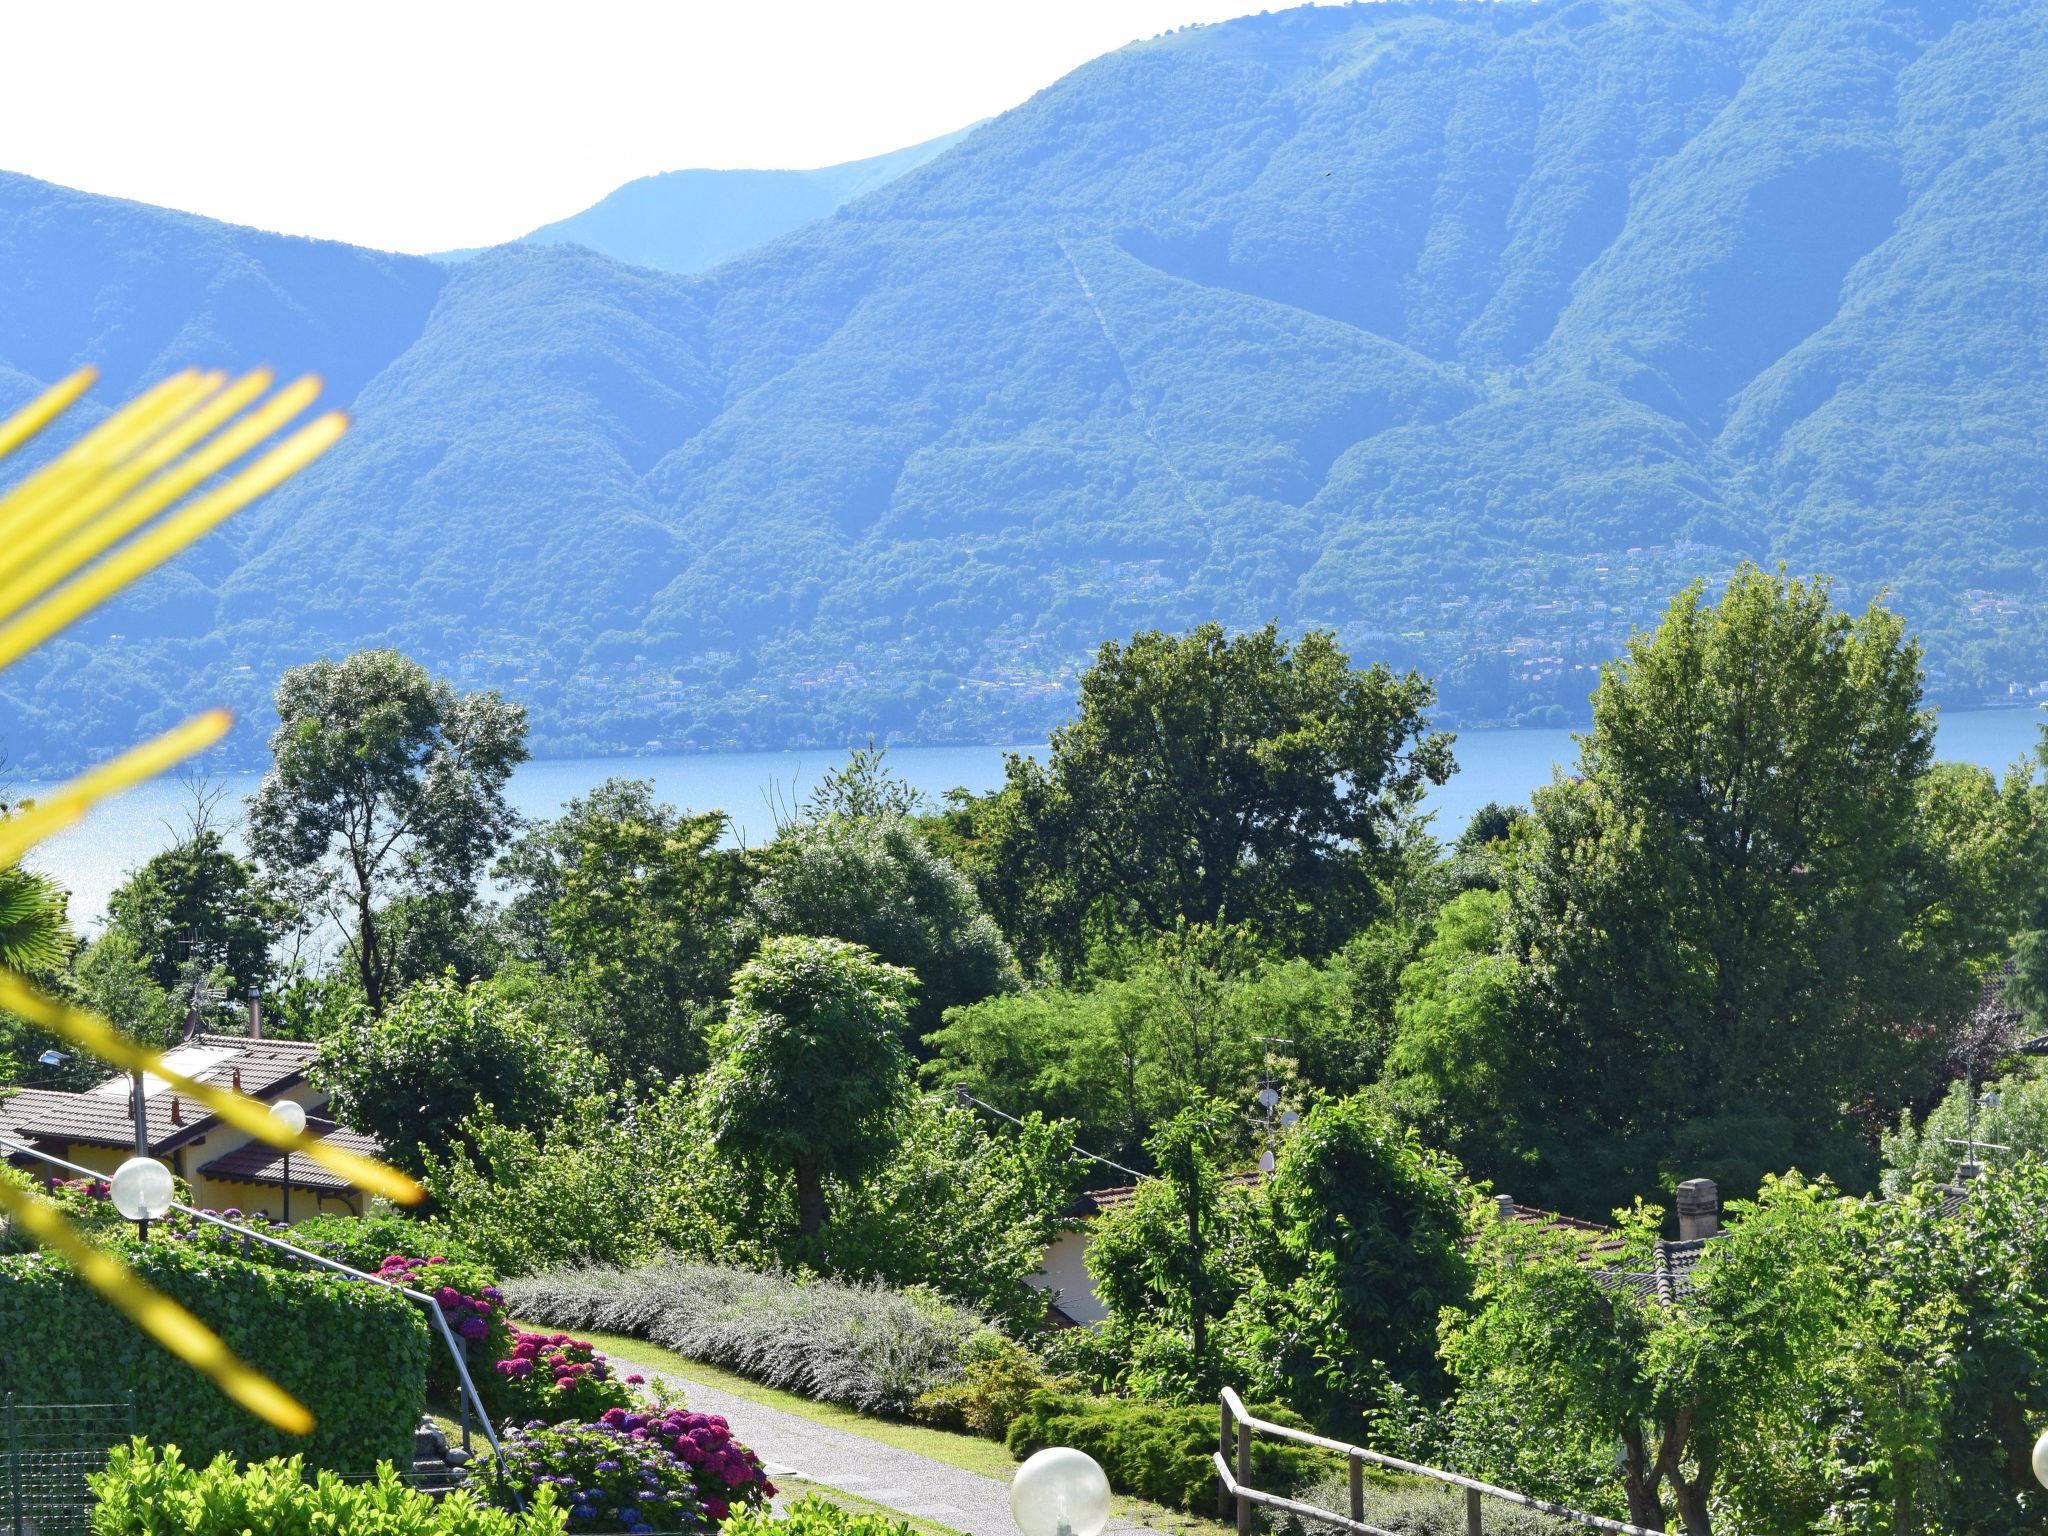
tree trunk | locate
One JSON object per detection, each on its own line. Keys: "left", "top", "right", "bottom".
{"left": 357, "top": 893, "right": 384, "bottom": 1016}
{"left": 1668, "top": 1473, "right": 1713, "bottom": 1536}
{"left": 1620, "top": 1429, "right": 1667, "bottom": 1532}
{"left": 794, "top": 1155, "right": 827, "bottom": 1237}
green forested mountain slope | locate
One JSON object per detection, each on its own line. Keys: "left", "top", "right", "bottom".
{"left": 3, "top": 0, "right": 2045, "bottom": 771}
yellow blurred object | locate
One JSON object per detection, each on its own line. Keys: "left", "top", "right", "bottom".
{"left": 0, "top": 365, "right": 425, "bottom": 1436}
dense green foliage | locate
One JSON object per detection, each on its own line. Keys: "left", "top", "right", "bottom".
{"left": 980, "top": 624, "right": 1448, "bottom": 968}
{"left": 0, "top": 1245, "right": 428, "bottom": 1473}
{"left": 494, "top": 778, "right": 745, "bottom": 1084}
{"left": 724, "top": 1495, "right": 915, "bottom": 1536}
{"left": 1005, "top": 1393, "right": 1323, "bottom": 1514}
{"left": 104, "top": 827, "right": 285, "bottom": 996}
{"left": 9, "top": 2, "right": 2048, "bottom": 771}
{"left": 89, "top": 1442, "right": 566, "bottom": 1536}
{"left": 1383, "top": 569, "right": 2032, "bottom": 1214}
{"left": 315, "top": 970, "right": 606, "bottom": 1177}
{"left": 1422, "top": 1166, "right": 2048, "bottom": 1536}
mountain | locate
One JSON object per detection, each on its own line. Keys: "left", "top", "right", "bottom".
{"left": 497, "top": 128, "right": 977, "bottom": 275}
{"left": 4, "top": 0, "right": 2047, "bottom": 776}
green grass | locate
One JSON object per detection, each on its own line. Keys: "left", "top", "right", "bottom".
{"left": 522, "top": 1323, "right": 1236, "bottom": 1536}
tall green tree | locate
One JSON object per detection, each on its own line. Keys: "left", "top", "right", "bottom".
{"left": 754, "top": 811, "right": 1018, "bottom": 1045}
{"left": 1494, "top": 567, "right": 2010, "bottom": 1209}
{"left": 248, "top": 649, "right": 527, "bottom": 1015}
{"left": 700, "top": 935, "right": 916, "bottom": 1237}
{"left": 105, "top": 828, "right": 286, "bottom": 996}
{"left": 497, "top": 778, "right": 746, "bottom": 1083}
{"left": 981, "top": 623, "right": 1451, "bottom": 968}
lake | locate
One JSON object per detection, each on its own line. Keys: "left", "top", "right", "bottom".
{"left": 22, "top": 706, "right": 2044, "bottom": 929}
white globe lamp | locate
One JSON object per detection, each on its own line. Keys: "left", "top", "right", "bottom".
{"left": 109, "top": 1156, "right": 174, "bottom": 1222}
{"left": 2034, "top": 1426, "right": 2048, "bottom": 1490}
{"left": 1010, "top": 1448, "right": 1111, "bottom": 1536}
{"left": 269, "top": 1099, "right": 308, "bottom": 1224}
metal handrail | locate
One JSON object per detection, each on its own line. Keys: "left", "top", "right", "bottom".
{"left": 1219, "top": 1386, "right": 1669, "bottom": 1536}
{"left": 0, "top": 1134, "right": 507, "bottom": 1481}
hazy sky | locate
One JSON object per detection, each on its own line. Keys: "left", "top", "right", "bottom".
{"left": 1, "top": 1, "right": 1317, "bottom": 254}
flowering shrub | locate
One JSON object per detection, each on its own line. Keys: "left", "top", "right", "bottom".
{"left": 368, "top": 1253, "right": 511, "bottom": 1404}
{"left": 490, "top": 1329, "right": 634, "bottom": 1423}
{"left": 483, "top": 1407, "right": 774, "bottom": 1533}
{"left": 608, "top": 1404, "right": 775, "bottom": 1522}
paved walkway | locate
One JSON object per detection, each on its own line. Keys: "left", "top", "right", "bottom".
{"left": 595, "top": 1344, "right": 1165, "bottom": 1536}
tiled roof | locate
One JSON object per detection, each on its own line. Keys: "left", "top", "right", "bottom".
{"left": 1074, "top": 1170, "right": 1266, "bottom": 1217}
{"left": 1, "top": 1033, "right": 321, "bottom": 1154}
{"left": 199, "top": 1116, "right": 382, "bottom": 1195}
{"left": 0, "top": 1088, "right": 203, "bottom": 1155}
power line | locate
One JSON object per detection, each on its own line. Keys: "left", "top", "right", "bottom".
{"left": 951, "top": 1087, "right": 1146, "bottom": 1182}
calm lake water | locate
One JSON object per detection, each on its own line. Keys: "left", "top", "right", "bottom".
{"left": 23, "top": 707, "right": 2045, "bottom": 929}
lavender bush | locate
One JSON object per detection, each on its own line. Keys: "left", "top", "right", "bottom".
{"left": 505, "top": 1259, "right": 988, "bottom": 1415}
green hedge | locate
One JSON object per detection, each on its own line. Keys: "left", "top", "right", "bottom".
{"left": 0, "top": 1245, "right": 429, "bottom": 1473}
{"left": 1006, "top": 1392, "right": 1329, "bottom": 1514}
{"left": 89, "top": 1441, "right": 566, "bottom": 1535}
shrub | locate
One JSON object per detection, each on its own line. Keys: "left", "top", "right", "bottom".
{"left": 0, "top": 1245, "right": 427, "bottom": 1473}
{"left": 724, "top": 1494, "right": 913, "bottom": 1536}
{"left": 506, "top": 1259, "right": 985, "bottom": 1415}
{"left": 292, "top": 1211, "right": 483, "bottom": 1272}
{"left": 87, "top": 1440, "right": 565, "bottom": 1535}
{"left": 1005, "top": 1392, "right": 1326, "bottom": 1514}
{"left": 491, "top": 1330, "right": 636, "bottom": 1424}
{"left": 483, "top": 1409, "right": 772, "bottom": 1533}
{"left": 912, "top": 1334, "right": 1073, "bottom": 1439}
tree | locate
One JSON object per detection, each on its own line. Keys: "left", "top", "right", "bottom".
{"left": 1498, "top": 567, "right": 2010, "bottom": 1211}
{"left": 314, "top": 970, "right": 604, "bottom": 1177}
{"left": 1238, "top": 1095, "right": 1470, "bottom": 1426}
{"left": 1086, "top": 1098, "right": 1251, "bottom": 1400}
{"left": 0, "top": 865, "right": 68, "bottom": 979}
{"left": 105, "top": 828, "right": 286, "bottom": 995}
{"left": 248, "top": 649, "right": 527, "bottom": 1016}
{"left": 700, "top": 936, "right": 916, "bottom": 1237}
{"left": 981, "top": 623, "right": 1452, "bottom": 968}
{"left": 496, "top": 778, "right": 745, "bottom": 1083}
{"left": 753, "top": 811, "right": 1018, "bottom": 1045}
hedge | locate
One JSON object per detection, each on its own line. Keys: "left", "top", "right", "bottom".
{"left": 0, "top": 1244, "right": 429, "bottom": 1473}
{"left": 1006, "top": 1392, "right": 1330, "bottom": 1514}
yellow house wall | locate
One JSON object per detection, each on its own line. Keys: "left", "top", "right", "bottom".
{"left": 47, "top": 1087, "right": 361, "bottom": 1224}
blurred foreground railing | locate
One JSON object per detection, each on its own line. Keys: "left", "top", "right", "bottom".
{"left": 1217, "top": 1385, "right": 1669, "bottom": 1536}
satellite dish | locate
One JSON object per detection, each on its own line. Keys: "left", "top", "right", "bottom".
{"left": 1258, "top": 1149, "right": 1277, "bottom": 1173}
{"left": 1281, "top": 1111, "right": 1299, "bottom": 1128}
{"left": 1256, "top": 1087, "right": 1280, "bottom": 1109}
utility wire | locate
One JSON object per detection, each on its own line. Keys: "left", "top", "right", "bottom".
{"left": 952, "top": 1087, "right": 1147, "bottom": 1181}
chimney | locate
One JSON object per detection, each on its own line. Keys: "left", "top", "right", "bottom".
{"left": 247, "top": 988, "right": 262, "bottom": 1041}
{"left": 231, "top": 1068, "right": 242, "bottom": 1094}
{"left": 169, "top": 1097, "right": 182, "bottom": 1125}
{"left": 1956, "top": 1161, "right": 1983, "bottom": 1183}
{"left": 1494, "top": 1194, "right": 1517, "bottom": 1224}
{"left": 1676, "top": 1178, "right": 1720, "bottom": 1240}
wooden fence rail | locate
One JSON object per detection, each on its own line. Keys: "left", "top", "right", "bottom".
{"left": 1217, "top": 1386, "right": 1671, "bottom": 1536}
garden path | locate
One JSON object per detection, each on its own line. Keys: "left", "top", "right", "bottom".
{"left": 594, "top": 1345, "right": 1168, "bottom": 1536}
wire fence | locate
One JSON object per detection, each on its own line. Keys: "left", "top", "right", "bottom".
{"left": 3, "top": 1395, "right": 134, "bottom": 1536}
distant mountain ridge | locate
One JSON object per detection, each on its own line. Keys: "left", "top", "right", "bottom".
{"left": 2, "top": 0, "right": 2045, "bottom": 776}
{"left": 500, "top": 128, "right": 976, "bottom": 275}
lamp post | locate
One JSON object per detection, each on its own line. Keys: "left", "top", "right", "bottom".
{"left": 1011, "top": 1448, "right": 1111, "bottom": 1536}
{"left": 269, "top": 1099, "right": 307, "bottom": 1224}
{"left": 109, "top": 1156, "right": 173, "bottom": 1240}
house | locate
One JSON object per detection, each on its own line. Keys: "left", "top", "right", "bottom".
{"left": 0, "top": 1033, "right": 381, "bottom": 1222}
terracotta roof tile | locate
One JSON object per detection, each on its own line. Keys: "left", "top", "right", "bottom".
{"left": 198, "top": 1116, "right": 382, "bottom": 1195}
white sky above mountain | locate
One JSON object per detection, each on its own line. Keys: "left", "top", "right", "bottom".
{"left": 1, "top": 0, "right": 1329, "bottom": 254}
